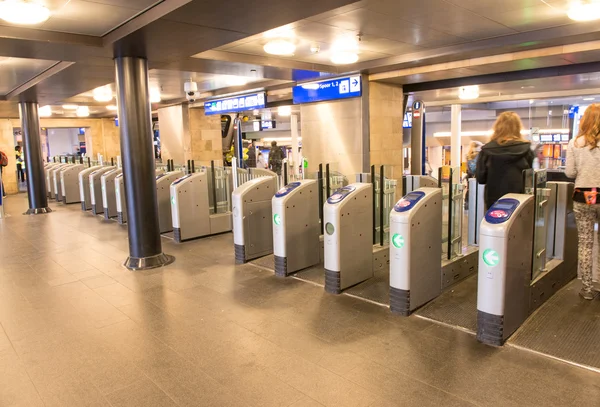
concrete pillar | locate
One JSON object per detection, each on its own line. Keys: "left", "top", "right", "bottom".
{"left": 19, "top": 102, "right": 51, "bottom": 215}
{"left": 114, "top": 56, "right": 174, "bottom": 270}
{"left": 451, "top": 104, "right": 462, "bottom": 169}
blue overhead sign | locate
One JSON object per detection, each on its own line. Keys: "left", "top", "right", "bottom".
{"left": 204, "top": 92, "right": 266, "bottom": 115}
{"left": 293, "top": 75, "right": 362, "bottom": 104}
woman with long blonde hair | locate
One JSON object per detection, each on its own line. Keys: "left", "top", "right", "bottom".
{"left": 566, "top": 104, "right": 600, "bottom": 299}
{"left": 476, "top": 111, "right": 534, "bottom": 209}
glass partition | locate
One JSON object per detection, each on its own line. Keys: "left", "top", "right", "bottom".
{"left": 439, "top": 166, "right": 464, "bottom": 260}
{"left": 206, "top": 160, "right": 231, "bottom": 214}
{"left": 532, "top": 170, "right": 550, "bottom": 280}
{"left": 373, "top": 165, "right": 398, "bottom": 246}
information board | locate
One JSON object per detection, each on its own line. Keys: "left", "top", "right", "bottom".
{"left": 293, "top": 75, "right": 362, "bottom": 104}
{"left": 204, "top": 92, "right": 266, "bottom": 115}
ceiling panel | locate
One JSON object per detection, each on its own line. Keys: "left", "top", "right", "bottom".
{"left": 488, "top": 3, "right": 574, "bottom": 32}
{"left": 0, "top": 57, "right": 57, "bottom": 95}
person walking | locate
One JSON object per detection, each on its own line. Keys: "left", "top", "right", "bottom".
{"left": 15, "top": 146, "right": 25, "bottom": 183}
{"left": 476, "top": 111, "right": 534, "bottom": 209}
{"left": 464, "top": 141, "right": 483, "bottom": 210}
{"left": 566, "top": 103, "right": 600, "bottom": 300}
{"left": 268, "top": 141, "right": 285, "bottom": 175}
{"left": 245, "top": 141, "right": 256, "bottom": 168}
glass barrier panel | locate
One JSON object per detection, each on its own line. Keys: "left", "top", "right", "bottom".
{"left": 532, "top": 170, "right": 550, "bottom": 280}
{"left": 449, "top": 166, "right": 464, "bottom": 258}
{"left": 439, "top": 166, "right": 451, "bottom": 258}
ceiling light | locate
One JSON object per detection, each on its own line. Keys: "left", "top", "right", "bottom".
{"left": 458, "top": 85, "right": 480, "bottom": 100}
{"left": 62, "top": 104, "right": 78, "bottom": 110}
{"left": 76, "top": 106, "right": 90, "bottom": 117}
{"left": 107, "top": 105, "right": 118, "bottom": 111}
{"left": 0, "top": 0, "right": 50, "bottom": 25}
{"left": 263, "top": 39, "right": 296, "bottom": 56}
{"left": 583, "top": 97, "right": 596, "bottom": 101}
{"left": 149, "top": 88, "right": 161, "bottom": 103}
{"left": 38, "top": 105, "right": 52, "bottom": 117}
{"left": 331, "top": 51, "right": 359, "bottom": 65}
{"left": 225, "top": 76, "right": 248, "bottom": 87}
{"left": 568, "top": 0, "right": 600, "bottom": 21}
{"left": 92, "top": 85, "right": 113, "bottom": 102}
{"left": 529, "top": 99, "right": 535, "bottom": 104}
{"left": 278, "top": 106, "right": 291, "bottom": 116}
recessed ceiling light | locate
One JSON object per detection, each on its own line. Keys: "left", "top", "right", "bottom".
{"left": 62, "top": 104, "right": 78, "bottom": 110}
{"left": 107, "top": 105, "right": 118, "bottom": 111}
{"left": 92, "top": 85, "right": 113, "bottom": 102}
{"left": 263, "top": 39, "right": 296, "bottom": 56}
{"left": 0, "top": 0, "right": 50, "bottom": 25}
{"left": 529, "top": 99, "right": 535, "bottom": 104}
{"left": 521, "top": 85, "right": 535, "bottom": 89}
{"left": 458, "top": 85, "right": 480, "bottom": 100}
{"left": 568, "top": 0, "right": 600, "bottom": 21}
{"left": 583, "top": 97, "right": 596, "bottom": 101}
{"left": 76, "top": 106, "right": 90, "bottom": 117}
{"left": 38, "top": 105, "right": 52, "bottom": 117}
{"left": 278, "top": 106, "right": 292, "bottom": 116}
{"left": 331, "top": 51, "right": 359, "bottom": 65}
{"left": 225, "top": 76, "right": 248, "bottom": 87}
{"left": 149, "top": 88, "right": 161, "bottom": 103}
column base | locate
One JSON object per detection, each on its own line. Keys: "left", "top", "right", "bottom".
{"left": 24, "top": 207, "right": 52, "bottom": 215}
{"left": 124, "top": 253, "right": 175, "bottom": 271}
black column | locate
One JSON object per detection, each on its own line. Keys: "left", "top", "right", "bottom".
{"left": 114, "top": 56, "right": 174, "bottom": 270}
{"left": 19, "top": 102, "right": 51, "bottom": 215}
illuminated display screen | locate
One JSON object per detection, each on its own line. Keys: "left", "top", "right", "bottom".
{"left": 204, "top": 92, "right": 266, "bottom": 115}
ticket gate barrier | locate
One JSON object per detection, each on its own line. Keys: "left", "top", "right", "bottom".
{"left": 101, "top": 168, "right": 122, "bottom": 220}
{"left": 272, "top": 180, "right": 320, "bottom": 276}
{"left": 157, "top": 171, "right": 184, "bottom": 234}
{"left": 44, "top": 163, "right": 60, "bottom": 198}
{"left": 323, "top": 183, "right": 373, "bottom": 294}
{"left": 79, "top": 166, "right": 103, "bottom": 211}
{"left": 90, "top": 166, "right": 116, "bottom": 215}
{"left": 170, "top": 171, "right": 232, "bottom": 242}
{"left": 468, "top": 179, "right": 486, "bottom": 246}
{"left": 389, "top": 188, "right": 443, "bottom": 315}
{"left": 403, "top": 175, "right": 438, "bottom": 194}
{"left": 53, "top": 164, "right": 72, "bottom": 203}
{"left": 47, "top": 164, "right": 69, "bottom": 200}
{"left": 60, "top": 164, "right": 85, "bottom": 204}
{"left": 115, "top": 173, "right": 127, "bottom": 224}
{"left": 477, "top": 181, "right": 577, "bottom": 346}
{"left": 232, "top": 175, "right": 278, "bottom": 263}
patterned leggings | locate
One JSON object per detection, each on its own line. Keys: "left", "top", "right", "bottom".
{"left": 574, "top": 202, "right": 600, "bottom": 290}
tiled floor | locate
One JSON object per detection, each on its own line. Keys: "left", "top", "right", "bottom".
{"left": 1, "top": 194, "right": 599, "bottom": 407}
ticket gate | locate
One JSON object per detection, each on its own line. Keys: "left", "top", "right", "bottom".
{"left": 115, "top": 173, "right": 127, "bottom": 224}
{"left": 47, "top": 164, "right": 68, "bottom": 200}
{"left": 60, "top": 164, "right": 84, "bottom": 204}
{"left": 170, "top": 171, "right": 232, "bottom": 242}
{"left": 79, "top": 166, "right": 103, "bottom": 211}
{"left": 157, "top": 171, "right": 184, "bottom": 234}
{"left": 53, "top": 164, "right": 71, "bottom": 202}
{"left": 232, "top": 175, "right": 278, "bottom": 263}
{"left": 90, "top": 167, "right": 116, "bottom": 215}
{"left": 101, "top": 168, "right": 122, "bottom": 220}
{"left": 477, "top": 182, "right": 577, "bottom": 346}
{"left": 44, "top": 163, "right": 60, "bottom": 199}
{"left": 323, "top": 183, "right": 373, "bottom": 294}
{"left": 272, "top": 180, "right": 320, "bottom": 276}
{"left": 389, "top": 188, "right": 443, "bottom": 315}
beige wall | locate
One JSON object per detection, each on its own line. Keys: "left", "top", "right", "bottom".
{"left": 0, "top": 119, "right": 17, "bottom": 194}
{"left": 301, "top": 98, "right": 368, "bottom": 178}
{"left": 369, "top": 82, "right": 404, "bottom": 180}
{"left": 10, "top": 117, "right": 121, "bottom": 161}
{"left": 188, "top": 108, "right": 223, "bottom": 166}
{"left": 158, "top": 105, "right": 190, "bottom": 164}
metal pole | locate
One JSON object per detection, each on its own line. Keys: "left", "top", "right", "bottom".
{"left": 283, "top": 162, "right": 288, "bottom": 186}
{"left": 191, "top": 160, "right": 195, "bottom": 173}
{"left": 210, "top": 160, "right": 218, "bottom": 214}
{"left": 19, "top": 102, "right": 51, "bottom": 215}
{"left": 87, "top": 157, "right": 91, "bottom": 167}
{"left": 115, "top": 56, "right": 173, "bottom": 270}
{"left": 371, "top": 165, "right": 376, "bottom": 245}
{"left": 111, "top": 157, "right": 114, "bottom": 166}
{"left": 187, "top": 160, "right": 191, "bottom": 175}
{"left": 380, "top": 165, "right": 385, "bottom": 247}
{"left": 318, "top": 163, "right": 324, "bottom": 235}
{"left": 326, "top": 163, "right": 331, "bottom": 198}
{"left": 80, "top": 156, "right": 83, "bottom": 165}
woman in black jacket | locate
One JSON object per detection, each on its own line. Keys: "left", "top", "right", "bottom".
{"left": 476, "top": 112, "right": 534, "bottom": 209}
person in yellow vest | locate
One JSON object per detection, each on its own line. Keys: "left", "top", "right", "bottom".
{"left": 15, "top": 146, "right": 25, "bottom": 183}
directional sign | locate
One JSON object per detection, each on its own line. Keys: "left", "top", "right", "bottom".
{"left": 204, "top": 92, "right": 266, "bottom": 116}
{"left": 273, "top": 213, "right": 282, "bottom": 225}
{"left": 293, "top": 75, "right": 362, "bottom": 104}
{"left": 392, "top": 234, "right": 405, "bottom": 249}
{"left": 482, "top": 249, "right": 500, "bottom": 267}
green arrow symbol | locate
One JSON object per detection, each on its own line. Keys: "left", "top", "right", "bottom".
{"left": 483, "top": 249, "right": 500, "bottom": 267}
{"left": 273, "top": 214, "right": 281, "bottom": 225}
{"left": 392, "top": 234, "right": 405, "bottom": 249}
{"left": 171, "top": 196, "right": 175, "bottom": 206}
